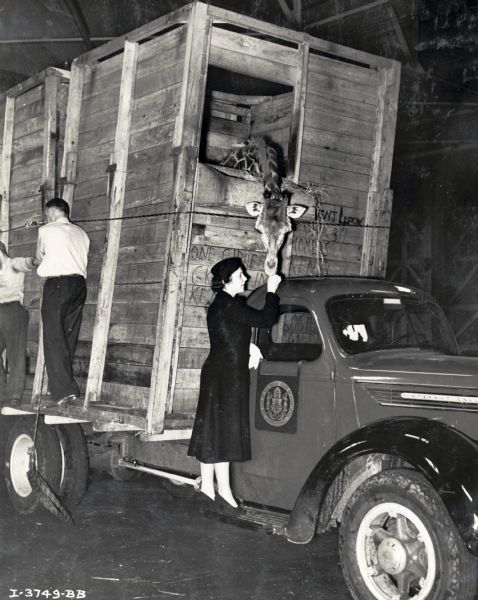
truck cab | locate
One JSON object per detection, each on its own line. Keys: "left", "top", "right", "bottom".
{"left": 238, "top": 276, "right": 478, "bottom": 600}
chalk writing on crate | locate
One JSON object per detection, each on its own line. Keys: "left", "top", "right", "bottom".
{"left": 9, "top": 590, "right": 86, "bottom": 599}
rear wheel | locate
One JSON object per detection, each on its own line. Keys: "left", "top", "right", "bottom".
{"left": 55, "top": 424, "right": 89, "bottom": 509}
{"left": 4, "top": 416, "right": 62, "bottom": 514}
{"left": 339, "top": 469, "right": 477, "bottom": 600}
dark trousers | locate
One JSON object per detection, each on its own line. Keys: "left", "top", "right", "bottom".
{"left": 0, "top": 302, "right": 28, "bottom": 401}
{"left": 41, "top": 275, "right": 87, "bottom": 400}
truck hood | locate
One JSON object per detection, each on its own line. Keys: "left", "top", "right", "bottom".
{"left": 349, "top": 349, "right": 478, "bottom": 390}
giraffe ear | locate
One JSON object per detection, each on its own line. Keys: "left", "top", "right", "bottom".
{"left": 246, "top": 201, "right": 264, "bottom": 217}
{"left": 287, "top": 204, "right": 307, "bottom": 219}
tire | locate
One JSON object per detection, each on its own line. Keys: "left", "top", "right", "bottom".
{"left": 55, "top": 424, "right": 89, "bottom": 510}
{"left": 0, "top": 416, "right": 13, "bottom": 501}
{"left": 4, "top": 416, "right": 62, "bottom": 514}
{"left": 339, "top": 469, "right": 478, "bottom": 600}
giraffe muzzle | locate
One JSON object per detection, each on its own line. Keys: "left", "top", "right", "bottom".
{"left": 265, "top": 256, "right": 278, "bottom": 276}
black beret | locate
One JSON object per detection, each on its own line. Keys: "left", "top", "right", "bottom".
{"left": 210, "top": 257, "right": 244, "bottom": 290}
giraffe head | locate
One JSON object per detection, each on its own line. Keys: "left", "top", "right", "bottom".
{"left": 246, "top": 193, "right": 306, "bottom": 275}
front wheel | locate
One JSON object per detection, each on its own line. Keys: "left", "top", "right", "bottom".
{"left": 339, "top": 469, "right": 477, "bottom": 600}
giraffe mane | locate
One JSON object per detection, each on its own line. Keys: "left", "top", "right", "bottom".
{"left": 220, "top": 136, "right": 284, "bottom": 200}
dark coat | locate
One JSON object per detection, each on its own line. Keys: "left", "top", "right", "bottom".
{"left": 188, "top": 290, "right": 279, "bottom": 463}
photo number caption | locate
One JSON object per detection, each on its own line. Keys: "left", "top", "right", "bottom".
{"left": 9, "top": 590, "right": 86, "bottom": 599}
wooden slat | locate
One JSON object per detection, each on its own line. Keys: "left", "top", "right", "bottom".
{"left": 290, "top": 42, "right": 308, "bottom": 181}
{"left": 1, "top": 96, "right": 15, "bottom": 247}
{"left": 306, "top": 34, "right": 391, "bottom": 71}
{"left": 85, "top": 41, "right": 139, "bottom": 408}
{"left": 12, "top": 116, "right": 44, "bottom": 140}
{"left": 10, "top": 161, "right": 43, "bottom": 185}
{"left": 61, "top": 61, "right": 87, "bottom": 206}
{"left": 302, "top": 127, "right": 375, "bottom": 159}
{"left": 79, "top": 321, "right": 156, "bottom": 345}
{"left": 301, "top": 145, "right": 372, "bottom": 175}
{"left": 4, "top": 66, "right": 69, "bottom": 99}
{"left": 12, "top": 85, "right": 42, "bottom": 111}
{"left": 148, "top": 2, "right": 211, "bottom": 434}
{"left": 13, "top": 96, "right": 44, "bottom": 126}
{"left": 361, "top": 61, "right": 401, "bottom": 277}
{"left": 78, "top": 4, "right": 192, "bottom": 64}
{"left": 11, "top": 144, "right": 43, "bottom": 173}
{"left": 307, "top": 52, "right": 380, "bottom": 86}
{"left": 208, "top": 4, "right": 306, "bottom": 45}
{"left": 42, "top": 73, "right": 59, "bottom": 203}
{"left": 300, "top": 161, "right": 370, "bottom": 192}
{"left": 209, "top": 28, "right": 297, "bottom": 86}
{"left": 304, "top": 107, "right": 376, "bottom": 140}
{"left": 12, "top": 129, "right": 44, "bottom": 155}
{"left": 307, "top": 70, "right": 378, "bottom": 105}
{"left": 83, "top": 301, "right": 158, "bottom": 325}
{"left": 305, "top": 89, "right": 377, "bottom": 123}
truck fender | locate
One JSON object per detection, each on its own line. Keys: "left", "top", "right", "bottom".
{"left": 285, "top": 416, "right": 478, "bottom": 556}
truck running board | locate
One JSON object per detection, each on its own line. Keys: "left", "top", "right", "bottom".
{"left": 119, "top": 459, "right": 289, "bottom": 535}
{"left": 230, "top": 505, "right": 289, "bottom": 536}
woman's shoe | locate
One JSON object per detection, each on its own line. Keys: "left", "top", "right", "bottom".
{"left": 195, "top": 490, "right": 215, "bottom": 514}
{"left": 215, "top": 494, "right": 246, "bottom": 516}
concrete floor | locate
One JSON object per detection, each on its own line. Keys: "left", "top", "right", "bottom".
{"left": 0, "top": 473, "right": 351, "bottom": 600}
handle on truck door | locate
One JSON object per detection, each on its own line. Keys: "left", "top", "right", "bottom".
{"left": 258, "top": 359, "right": 303, "bottom": 378}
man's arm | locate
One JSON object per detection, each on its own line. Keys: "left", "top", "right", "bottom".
{"left": 35, "top": 228, "right": 45, "bottom": 266}
{"left": 11, "top": 257, "right": 36, "bottom": 272}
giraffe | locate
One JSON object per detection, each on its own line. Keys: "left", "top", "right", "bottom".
{"left": 221, "top": 136, "right": 306, "bottom": 275}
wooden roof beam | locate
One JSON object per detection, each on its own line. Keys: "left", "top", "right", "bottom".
{"left": 386, "top": 4, "right": 425, "bottom": 71}
{"left": 305, "top": 0, "right": 390, "bottom": 29}
{"left": 0, "top": 37, "right": 112, "bottom": 44}
{"left": 278, "top": 0, "right": 302, "bottom": 26}
{"left": 61, "top": 0, "right": 95, "bottom": 50}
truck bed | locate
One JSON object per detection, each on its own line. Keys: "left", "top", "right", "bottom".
{"left": 2, "top": 396, "right": 194, "bottom": 437}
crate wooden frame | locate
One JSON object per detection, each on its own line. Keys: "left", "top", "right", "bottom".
{"left": 19, "top": 2, "right": 400, "bottom": 437}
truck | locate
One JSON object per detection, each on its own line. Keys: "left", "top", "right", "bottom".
{"left": 4, "top": 3, "right": 474, "bottom": 599}
{"left": 1, "top": 275, "right": 477, "bottom": 600}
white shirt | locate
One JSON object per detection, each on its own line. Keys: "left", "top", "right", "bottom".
{"left": 36, "top": 217, "right": 90, "bottom": 278}
{"left": 0, "top": 256, "right": 34, "bottom": 305}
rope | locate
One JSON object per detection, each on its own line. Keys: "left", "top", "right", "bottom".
{"left": 0, "top": 208, "right": 391, "bottom": 235}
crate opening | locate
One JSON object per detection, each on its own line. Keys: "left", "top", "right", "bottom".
{"left": 199, "top": 66, "right": 294, "bottom": 179}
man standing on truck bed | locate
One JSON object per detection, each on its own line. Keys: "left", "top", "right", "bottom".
{"left": 36, "top": 197, "right": 90, "bottom": 406}
{"left": 0, "top": 242, "right": 37, "bottom": 404}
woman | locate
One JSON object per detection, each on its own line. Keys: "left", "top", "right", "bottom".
{"left": 188, "top": 257, "right": 281, "bottom": 511}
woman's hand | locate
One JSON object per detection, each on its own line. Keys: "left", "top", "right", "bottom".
{"left": 267, "top": 274, "right": 282, "bottom": 294}
{"left": 249, "top": 342, "right": 263, "bottom": 369}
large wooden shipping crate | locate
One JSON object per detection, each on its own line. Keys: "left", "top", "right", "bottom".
{"left": 0, "top": 67, "right": 70, "bottom": 400}
{"left": 29, "top": 2, "right": 400, "bottom": 437}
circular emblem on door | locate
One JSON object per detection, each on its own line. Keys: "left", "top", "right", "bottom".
{"left": 260, "top": 380, "right": 295, "bottom": 427}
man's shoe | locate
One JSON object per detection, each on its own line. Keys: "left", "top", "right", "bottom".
{"left": 56, "top": 394, "right": 81, "bottom": 406}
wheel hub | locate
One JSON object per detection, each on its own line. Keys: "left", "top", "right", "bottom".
{"left": 377, "top": 537, "right": 408, "bottom": 575}
{"left": 355, "top": 501, "right": 437, "bottom": 600}
{"left": 10, "top": 433, "right": 34, "bottom": 497}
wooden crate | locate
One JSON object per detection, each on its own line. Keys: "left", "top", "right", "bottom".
{"left": 20, "top": 2, "right": 399, "bottom": 437}
{"left": 0, "top": 67, "right": 70, "bottom": 400}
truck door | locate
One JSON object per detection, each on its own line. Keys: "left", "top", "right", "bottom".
{"left": 233, "top": 299, "right": 337, "bottom": 510}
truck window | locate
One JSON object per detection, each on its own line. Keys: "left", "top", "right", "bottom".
{"left": 327, "top": 294, "right": 458, "bottom": 355}
{"left": 256, "top": 304, "right": 322, "bottom": 361}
